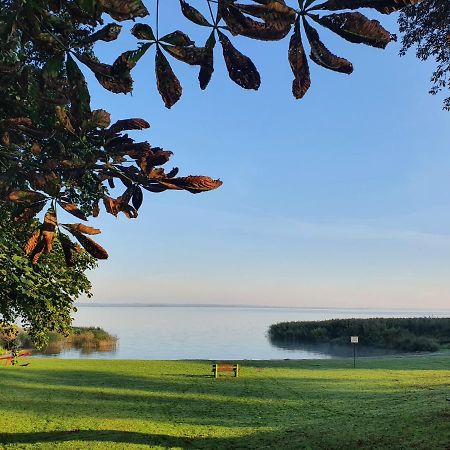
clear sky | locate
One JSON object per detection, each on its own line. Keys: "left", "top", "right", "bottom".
{"left": 77, "top": 4, "right": 450, "bottom": 309}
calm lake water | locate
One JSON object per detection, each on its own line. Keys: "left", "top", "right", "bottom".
{"left": 45, "top": 305, "right": 450, "bottom": 360}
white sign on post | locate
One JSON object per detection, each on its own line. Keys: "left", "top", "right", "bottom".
{"left": 350, "top": 336, "right": 359, "bottom": 344}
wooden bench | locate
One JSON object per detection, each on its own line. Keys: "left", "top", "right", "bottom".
{"left": 212, "top": 363, "right": 239, "bottom": 378}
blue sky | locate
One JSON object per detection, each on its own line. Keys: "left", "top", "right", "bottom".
{"left": 76, "top": 3, "right": 450, "bottom": 309}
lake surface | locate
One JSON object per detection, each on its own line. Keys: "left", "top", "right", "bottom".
{"left": 45, "top": 305, "right": 450, "bottom": 360}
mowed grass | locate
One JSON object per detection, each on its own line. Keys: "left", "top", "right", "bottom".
{"left": 0, "top": 356, "right": 449, "bottom": 449}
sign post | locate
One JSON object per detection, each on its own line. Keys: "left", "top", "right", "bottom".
{"left": 350, "top": 336, "right": 358, "bottom": 368}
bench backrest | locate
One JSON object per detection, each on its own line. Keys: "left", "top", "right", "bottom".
{"left": 214, "top": 364, "right": 236, "bottom": 372}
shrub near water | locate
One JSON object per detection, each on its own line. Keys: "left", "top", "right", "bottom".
{"left": 268, "top": 317, "right": 450, "bottom": 352}
{"left": 68, "top": 327, "right": 117, "bottom": 352}
{"left": 0, "top": 327, "right": 117, "bottom": 355}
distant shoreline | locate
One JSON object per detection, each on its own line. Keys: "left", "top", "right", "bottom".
{"left": 74, "top": 303, "right": 450, "bottom": 313}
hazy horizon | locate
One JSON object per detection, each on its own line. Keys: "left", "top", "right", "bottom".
{"left": 75, "top": 301, "right": 450, "bottom": 312}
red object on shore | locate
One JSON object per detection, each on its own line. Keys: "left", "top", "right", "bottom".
{"left": 0, "top": 351, "right": 32, "bottom": 365}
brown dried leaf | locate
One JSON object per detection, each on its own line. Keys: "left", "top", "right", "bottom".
{"left": 58, "top": 233, "right": 76, "bottom": 267}
{"left": 235, "top": 1, "right": 296, "bottom": 22}
{"left": 113, "top": 49, "right": 143, "bottom": 71}
{"left": 131, "top": 23, "right": 156, "bottom": 40}
{"left": 70, "top": 231, "right": 108, "bottom": 259}
{"left": 62, "top": 223, "right": 101, "bottom": 235}
{"left": 119, "top": 186, "right": 134, "bottom": 204}
{"left": 99, "top": 0, "right": 149, "bottom": 21}
{"left": 8, "top": 190, "right": 47, "bottom": 203}
{"left": 24, "top": 229, "right": 41, "bottom": 256}
{"left": 103, "top": 195, "right": 121, "bottom": 216}
{"left": 140, "top": 148, "right": 173, "bottom": 174}
{"left": 121, "top": 204, "right": 138, "bottom": 219}
{"left": 108, "top": 118, "right": 150, "bottom": 134}
{"left": 179, "top": 0, "right": 212, "bottom": 26}
{"left": 42, "top": 209, "right": 57, "bottom": 253}
{"left": 311, "top": 12, "right": 395, "bottom": 48}
{"left": 33, "top": 171, "right": 61, "bottom": 197}
{"left": 57, "top": 201, "right": 88, "bottom": 221}
{"left": 97, "top": 69, "right": 133, "bottom": 94}
{"left": 218, "top": 32, "right": 261, "bottom": 90}
{"left": 313, "top": 0, "right": 421, "bottom": 14}
{"left": 80, "top": 23, "right": 122, "bottom": 44}
{"left": 164, "top": 45, "right": 206, "bottom": 66}
{"left": 303, "top": 19, "right": 353, "bottom": 74}
{"left": 31, "top": 240, "right": 45, "bottom": 265}
{"left": 90, "top": 109, "right": 111, "bottom": 129}
{"left": 289, "top": 18, "right": 311, "bottom": 99}
{"left": 105, "top": 135, "right": 134, "bottom": 148}
{"left": 159, "top": 176, "right": 223, "bottom": 194}
{"left": 160, "top": 31, "right": 195, "bottom": 47}
{"left": 109, "top": 141, "right": 152, "bottom": 159}
{"left": 199, "top": 33, "right": 215, "bottom": 90}
{"left": 13, "top": 201, "right": 47, "bottom": 223}
{"left": 102, "top": 195, "right": 137, "bottom": 218}
{"left": 147, "top": 168, "right": 166, "bottom": 179}
{"left": 78, "top": 55, "right": 133, "bottom": 94}
{"left": 155, "top": 48, "right": 182, "bottom": 109}
{"left": 92, "top": 202, "right": 100, "bottom": 218}
{"left": 221, "top": 3, "right": 293, "bottom": 41}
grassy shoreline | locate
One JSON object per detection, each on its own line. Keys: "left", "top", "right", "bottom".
{"left": 1, "top": 354, "right": 449, "bottom": 449}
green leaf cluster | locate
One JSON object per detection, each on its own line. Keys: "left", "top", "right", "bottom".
{"left": 0, "top": 204, "right": 96, "bottom": 349}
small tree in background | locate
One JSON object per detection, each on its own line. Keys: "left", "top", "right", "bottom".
{"left": 399, "top": 0, "right": 450, "bottom": 110}
{"left": 0, "top": 204, "right": 96, "bottom": 349}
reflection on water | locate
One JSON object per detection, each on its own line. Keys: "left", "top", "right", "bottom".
{"left": 269, "top": 340, "right": 401, "bottom": 358}
{"left": 50, "top": 305, "right": 450, "bottom": 360}
{"left": 37, "top": 339, "right": 117, "bottom": 356}
{"left": 35, "top": 329, "right": 117, "bottom": 357}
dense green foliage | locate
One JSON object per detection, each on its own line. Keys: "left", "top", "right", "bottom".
{"left": 269, "top": 317, "right": 450, "bottom": 352}
{"left": 0, "top": 205, "right": 96, "bottom": 349}
{"left": 0, "top": 356, "right": 449, "bottom": 449}
{"left": 399, "top": 0, "right": 450, "bottom": 110}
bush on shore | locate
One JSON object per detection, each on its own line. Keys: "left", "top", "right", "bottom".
{"left": 268, "top": 317, "right": 450, "bottom": 352}
{"left": 0, "top": 326, "right": 117, "bottom": 355}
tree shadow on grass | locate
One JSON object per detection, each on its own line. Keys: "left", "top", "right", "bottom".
{"left": 0, "top": 429, "right": 313, "bottom": 449}
{"left": 168, "top": 374, "right": 212, "bottom": 379}
{"left": 1, "top": 366, "right": 449, "bottom": 449}
{"left": 1, "top": 365, "right": 444, "bottom": 404}
{"left": 240, "top": 355, "right": 450, "bottom": 371}
{"left": 0, "top": 367, "right": 408, "bottom": 410}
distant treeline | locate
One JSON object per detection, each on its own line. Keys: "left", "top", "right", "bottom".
{"left": 268, "top": 317, "right": 450, "bottom": 352}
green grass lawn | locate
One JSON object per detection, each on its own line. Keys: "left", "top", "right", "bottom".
{"left": 0, "top": 355, "right": 449, "bottom": 449}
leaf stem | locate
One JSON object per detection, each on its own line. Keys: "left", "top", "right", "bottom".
{"left": 156, "top": 0, "right": 160, "bottom": 41}
{"left": 206, "top": 0, "right": 215, "bottom": 24}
